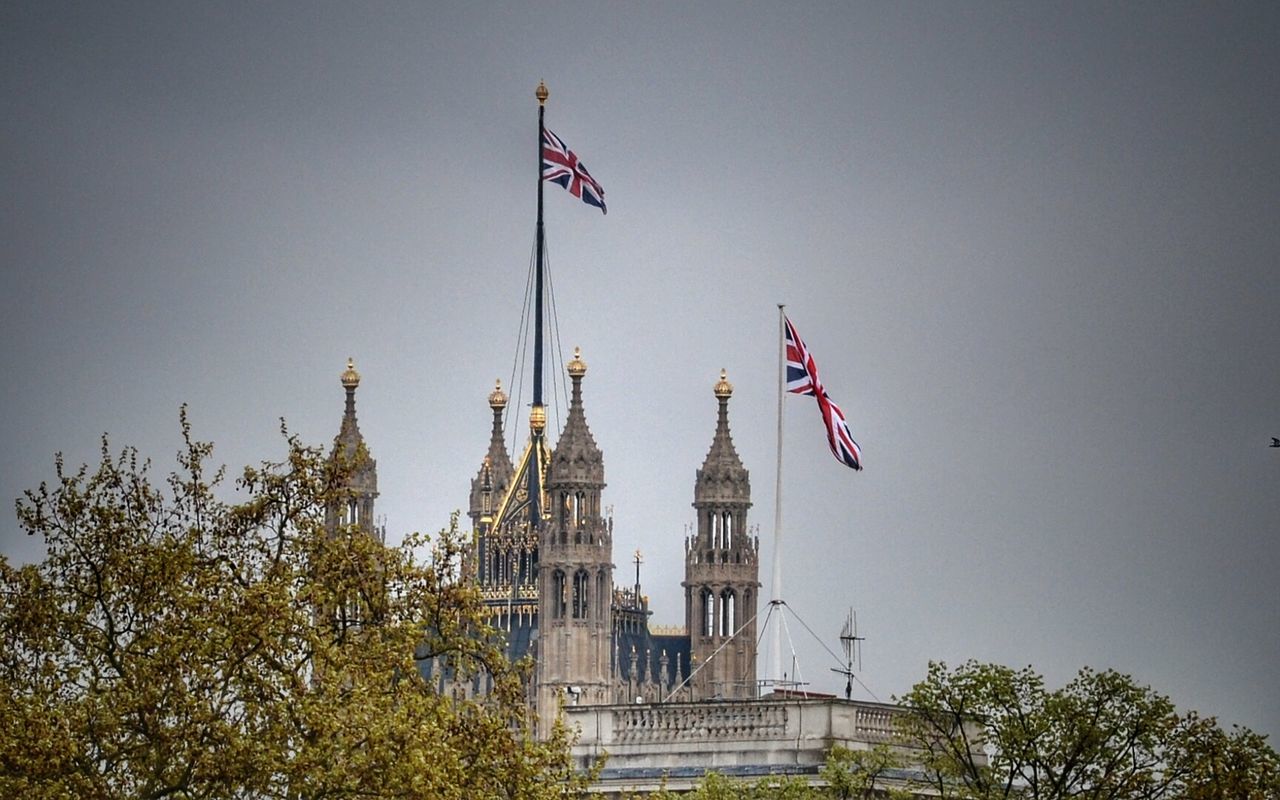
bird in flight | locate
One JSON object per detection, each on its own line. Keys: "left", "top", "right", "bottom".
{"left": 1271, "top": 437, "right": 1280, "bottom": 448}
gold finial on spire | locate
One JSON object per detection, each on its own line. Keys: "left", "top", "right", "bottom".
{"left": 529, "top": 404, "right": 547, "bottom": 433}
{"left": 341, "top": 357, "right": 361, "bottom": 389}
{"left": 714, "top": 368, "right": 733, "bottom": 399}
{"left": 489, "top": 378, "right": 508, "bottom": 409}
{"left": 567, "top": 346, "right": 587, "bottom": 378}
{"left": 536, "top": 80, "right": 549, "bottom": 106}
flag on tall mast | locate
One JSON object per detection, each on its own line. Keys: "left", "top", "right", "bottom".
{"left": 528, "top": 81, "right": 608, "bottom": 524}
{"left": 542, "top": 127, "right": 607, "bottom": 214}
{"left": 770, "top": 306, "right": 863, "bottom": 684}
{"left": 783, "top": 315, "right": 862, "bottom": 470}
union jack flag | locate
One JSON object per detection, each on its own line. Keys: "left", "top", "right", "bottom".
{"left": 785, "top": 315, "right": 863, "bottom": 471}
{"left": 541, "top": 127, "right": 606, "bottom": 214}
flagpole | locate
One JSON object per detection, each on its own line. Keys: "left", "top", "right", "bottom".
{"left": 529, "top": 80, "right": 549, "bottom": 526}
{"left": 771, "top": 303, "right": 786, "bottom": 684}
{"left": 534, "top": 81, "right": 547, "bottom": 410}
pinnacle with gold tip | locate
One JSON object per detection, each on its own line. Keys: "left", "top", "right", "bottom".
{"left": 714, "top": 368, "right": 733, "bottom": 398}
{"left": 567, "top": 346, "right": 587, "bottom": 378}
{"left": 489, "top": 378, "right": 508, "bottom": 409}
{"left": 340, "top": 357, "right": 361, "bottom": 389}
{"left": 536, "top": 80, "right": 548, "bottom": 105}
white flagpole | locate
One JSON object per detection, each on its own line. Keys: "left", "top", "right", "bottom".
{"left": 771, "top": 303, "right": 786, "bottom": 685}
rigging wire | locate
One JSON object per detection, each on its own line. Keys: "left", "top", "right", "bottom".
{"left": 783, "top": 600, "right": 881, "bottom": 702}
{"left": 664, "top": 603, "right": 764, "bottom": 703}
{"left": 544, "top": 232, "right": 571, "bottom": 427}
{"left": 507, "top": 238, "right": 539, "bottom": 456}
{"left": 779, "top": 611, "right": 804, "bottom": 688}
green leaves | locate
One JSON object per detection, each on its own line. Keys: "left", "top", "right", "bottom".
{"left": 1, "top": 420, "right": 584, "bottom": 799}
{"left": 895, "top": 660, "right": 1279, "bottom": 800}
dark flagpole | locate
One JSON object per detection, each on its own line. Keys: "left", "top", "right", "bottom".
{"left": 528, "top": 80, "right": 549, "bottom": 526}
{"left": 534, "top": 81, "right": 547, "bottom": 411}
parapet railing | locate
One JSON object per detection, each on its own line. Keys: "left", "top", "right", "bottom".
{"left": 605, "top": 698, "right": 912, "bottom": 745}
{"left": 615, "top": 702, "right": 788, "bottom": 742}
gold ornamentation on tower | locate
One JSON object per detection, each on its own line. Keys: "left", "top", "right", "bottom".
{"left": 567, "top": 346, "right": 587, "bottom": 378}
{"left": 536, "top": 80, "right": 549, "bottom": 106}
{"left": 714, "top": 368, "right": 733, "bottom": 399}
{"left": 341, "top": 357, "right": 361, "bottom": 389}
{"left": 489, "top": 379, "right": 508, "bottom": 410}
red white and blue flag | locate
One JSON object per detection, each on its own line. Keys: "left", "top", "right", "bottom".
{"left": 785, "top": 315, "right": 863, "bottom": 471}
{"left": 541, "top": 127, "right": 606, "bottom": 214}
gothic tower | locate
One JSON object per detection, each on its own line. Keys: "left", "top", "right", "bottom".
{"left": 469, "top": 380, "right": 515, "bottom": 534}
{"left": 684, "top": 370, "right": 758, "bottom": 699}
{"left": 536, "top": 348, "right": 614, "bottom": 726}
{"left": 325, "top": 358, "right": 381, "bottom": 542}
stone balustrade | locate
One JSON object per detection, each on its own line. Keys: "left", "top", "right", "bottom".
{"left": 614, "top": 701, "right": 789, "bottom": 742}
{"left": 563, "top": 696, "right": 928, "bottom": 795}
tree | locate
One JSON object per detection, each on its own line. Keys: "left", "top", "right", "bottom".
{"left": 895, "top": 660, "right": 1280, "bottom": 800}
{"left": 0, "top": 414, "right": 586, "bottom": 799}
{"left": 1168, "top": 718, "right": 1280, "bottom": 800}
{"left": 821, "top": 744, "right": 914, "bottom": 800}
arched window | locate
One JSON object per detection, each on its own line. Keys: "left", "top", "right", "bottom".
{"left": 551, "top": 570, "right": 566, "bottom": 619}
{"left": 573, "top": 569, "right": 590, "bottom": 619}
{"left": 596, "top": 570, "right": 608, "bottom": 619}
{"left": 723, "top": 511, "right": 733, "bottom": 548}
{"left": 720, "top": 589, "right": 736, "bottom": 637}
{"left": 701, "top": 588, "right": 716, "bottom": 637}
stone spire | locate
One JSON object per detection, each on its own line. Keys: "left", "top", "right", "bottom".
{"left": 333, "top": 358, "right": 364, "bottom": 459}
{"left": 327, "top": 358, "right": 379, "bottom": 540}
{"left": 469, "top": 379, "right": 515, "bottom": 530}
{"left": 546, "top": 348, "right": 604, "bottom": 489}
{"left": 695, "top": 370, "right": 749, "bottom": 508}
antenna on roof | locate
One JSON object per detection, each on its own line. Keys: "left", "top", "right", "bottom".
{"left": 830, "top": 608, "right": 865, "bottom": 700}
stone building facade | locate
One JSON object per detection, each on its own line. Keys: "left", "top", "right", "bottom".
{"left": 321, "top": 358, "right": 972, "bottom": 795}
{"left": 464, "top": 349, "right": 762, "bottom": 729}
{"left": 324, "top": 352, "right": 761, "bottom": 730}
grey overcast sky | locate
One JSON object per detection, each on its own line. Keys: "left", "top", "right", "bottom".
{"left": 3, "top": 2, "right": 1278, "bottom": 738}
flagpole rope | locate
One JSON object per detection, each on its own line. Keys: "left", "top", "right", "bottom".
{"left": 779, "top": 611, "right": 803, "bottom": 689}
{"left": 507, "top": 240, "right": 538, "bottom": 455}
{"left": 544, "top": 237, "right": 570, "bottom": 430}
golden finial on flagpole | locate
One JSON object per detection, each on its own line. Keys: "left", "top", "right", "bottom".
{"left": 536, "top": 80, "right": 549, "bottom": 106}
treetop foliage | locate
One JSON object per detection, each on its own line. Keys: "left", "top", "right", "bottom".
{"left": 895, "top": 660, "right": 1280, "bottom": 800}
{"left": 1, "top": 412, "right": 586, "bottom": 799}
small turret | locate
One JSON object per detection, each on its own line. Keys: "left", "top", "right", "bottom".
{"left": 546, "top": 348, "right": 604, "bottom": 490}
{"left": 684, "top": 369, "right": 759, "bottom": 699}
{"left": 327, "top": 358, "right": 380, "bottom": 542}
{"left": 469, "top": 379, "right": 515, "bottom": 532}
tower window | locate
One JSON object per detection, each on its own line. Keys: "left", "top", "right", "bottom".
{"left": 701, "top": 588, "right": 715, "bottom": 637}
{"left": 551, "top": 570, "right": 566, "bottom": 619}
{"left": 720, "top": 588, "right": 736, "bottom": 637}
{"left": 572, "top": 569, "right": 590, "bottom": 619}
